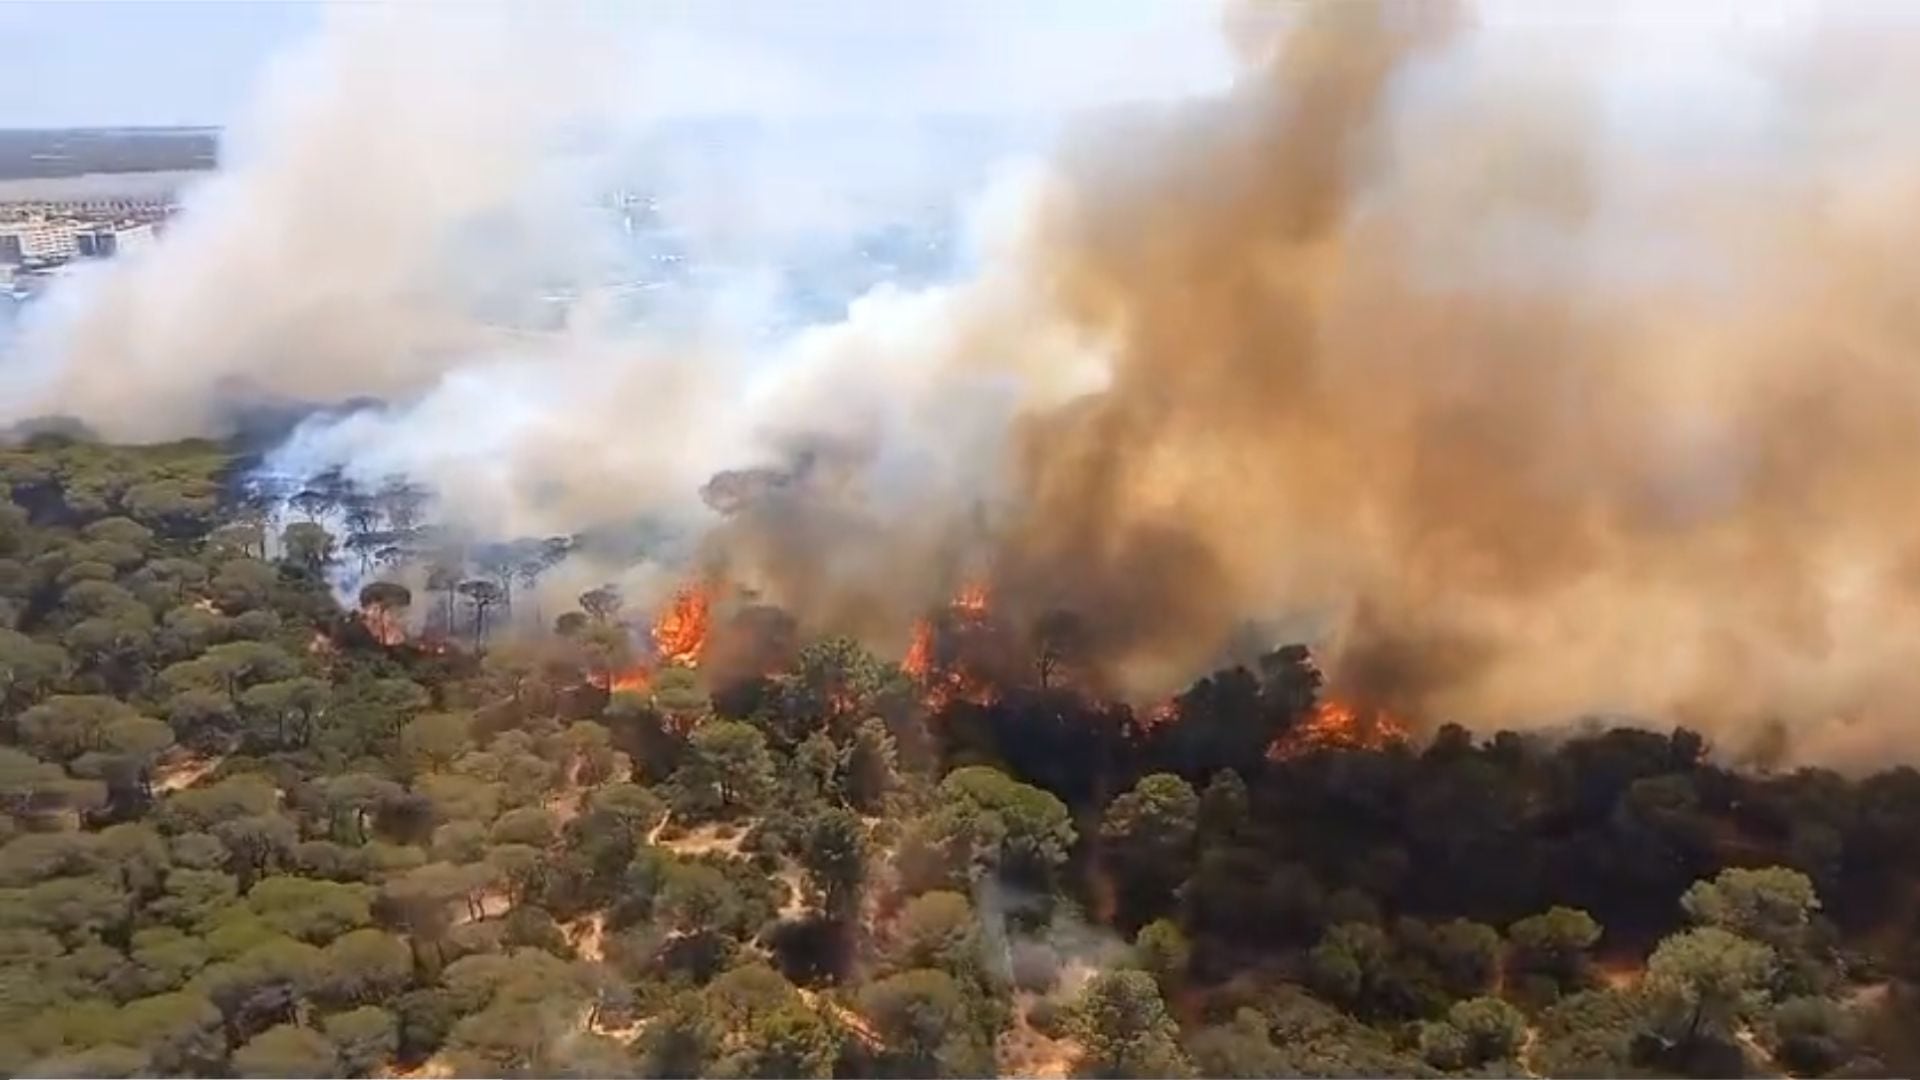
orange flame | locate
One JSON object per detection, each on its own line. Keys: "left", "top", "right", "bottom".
{"left": 1144, "top": 699, "right": 1181, "bottom": 731}
{"left": 361, "top": 604, "right": 406, "bottom": 647}
{"left": 901, "top": 583, "right": 1000, "bottom": 709}
{"left": 903, "top": 618, "right": 935, "bottom": 680}
{"left": 952, "top": 582, "right": 990, "bottom": 617}
{"left": 578, "top": 580, "right": 713, "bottom": 696}
{"left": 593, "top": 665, "right": 651, "bottom": 695}
{"left": 651, "top": 584, "right": 712, "bottom": 667}
{"left": 1269, "top": 696, "right": 1410, "bottom": 761}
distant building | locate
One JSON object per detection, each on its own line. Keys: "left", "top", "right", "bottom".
{"left": 0, "top": 218, "right": 77, "bottom": 266}
{"left": 1, "top": 216, "right": 161, "bottom": 267}
{"left": 75, "top": 222, "right": 155, "bottom": 258}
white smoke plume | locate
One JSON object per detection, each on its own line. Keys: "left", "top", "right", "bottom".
{"left": 2, "top": 2, "right": 1199, "bottom": 533}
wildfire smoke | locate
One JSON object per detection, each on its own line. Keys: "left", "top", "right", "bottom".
{"left": 711, "top": 1, "right": 1920, "bottom": 767}
{"left": 17, "top": 2, "right": 1920, "bottom": 766}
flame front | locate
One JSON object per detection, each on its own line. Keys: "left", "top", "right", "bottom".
{"left": 651, "top": 584, "right": 712, "bottom": 668}
{"left": 952, "top": 582, "right": 990, "bottom": 617}
{"left": 902, "top": 583, "right": 999, "bottom": 710}
{"left": 603, "top": 666, "right": 651, "bottom": 694}
{"left": 1269, "top": 696, "right": 1411, "bottom": 760}
{"left": 903, "top": 618, "right": 935, "bottom": 680}
{"left": 579, "top": 581, "right": 711, "bottom": 696}
{"left": 362, "top": 604, "right": 406, "bottom": 647}
{"left": 1143, "top": 699, "right": 1181, "bottom": 731}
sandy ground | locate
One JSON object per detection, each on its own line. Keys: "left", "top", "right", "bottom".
{"left": 545, "top": 786, "right": 583, "bottom": 827}
{"left": 656, "top": 822, "right": 746, "bottom": 858}
{"left": 449, "top": 886, "right": 512, "bottom": 927}
{"left": 376, "top": 1056, "right": 453, "bottom": 1079}
{"left": 776, "top": 864, "right": 810, "bottom": 921}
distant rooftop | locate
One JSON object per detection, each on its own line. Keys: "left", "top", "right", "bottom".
{"left": 0, "top": 127, "right": 219, "bottom": 181}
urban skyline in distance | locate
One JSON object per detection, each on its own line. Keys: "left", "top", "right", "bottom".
{"left": 0, "top": 128, "right": 220, "bottom": 288}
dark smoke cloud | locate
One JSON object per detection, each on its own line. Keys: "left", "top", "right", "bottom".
{"left": 722, "top": 1, "right": 1920, "bottom": 767}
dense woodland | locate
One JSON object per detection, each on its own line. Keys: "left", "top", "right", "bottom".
{"left": 0, "top": 434, "right": 1917, "bottom": 1078}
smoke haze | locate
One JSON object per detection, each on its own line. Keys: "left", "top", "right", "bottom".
{"left": 9, "top": 1, "right": 1920, "bottom": 765}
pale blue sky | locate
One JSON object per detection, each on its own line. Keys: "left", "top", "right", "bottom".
{"left": 0, "top": 0, "right": 1234, "bottom": 128}
{"left": 1, "top": 2, "right": 323, "bottom": 127}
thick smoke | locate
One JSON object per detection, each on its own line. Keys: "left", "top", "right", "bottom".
{"left": 725, "top": 0, "right": 1920, "bottom": 766}
{"left": 13, "top": 2, "right": 1920, "bottom": 765}
{"left": 1, "top": 8, "right": 617, "bottom": 438}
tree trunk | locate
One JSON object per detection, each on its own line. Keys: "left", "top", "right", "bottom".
{"left": 1682, "top": 996, "right": 1706, "bottom": 1050}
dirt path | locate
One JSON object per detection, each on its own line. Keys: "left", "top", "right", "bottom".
{"left": 1516, "top": 1026, "right": 1544, "bottom": 1079}
{"left": 776, "top": 863, "right": 810, "bottom": 921}
{"left": 546, "top": 786, "right": 584, "bottom": 827}
{"left": 657, "top": 823, "right": 745, "bottom": 858}
{"left": 450, "top": 886, "right": 512, "bottom": 927}
{"left": 153, "top": 753, "right": 226, "bottom": 794}
{"left": 376, "top": 1056, "right": 453, "bottom": 1078}
{"left": 797, "top": 988, "right": 881, "bottom": 1050}
{"left": 567, "top": 911, "right": 608, "bottom": 962}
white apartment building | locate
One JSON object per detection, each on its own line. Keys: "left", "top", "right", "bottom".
{"left": 75, "top": 221, "right": 155, "bottom": 258}
{"left": 0, "top": 218, "right": 158, "bottom": 266}
{"left": 0, "top": 218, "right": 78, "bottom": 266}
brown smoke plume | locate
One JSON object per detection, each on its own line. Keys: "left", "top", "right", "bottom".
{"left": 718, "top": 2, "right": 1920, "bottom": 767}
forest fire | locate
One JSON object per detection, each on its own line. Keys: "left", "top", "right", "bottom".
{"left": 1142, "top": 699, "right": 1182, "bottom": 733}
{"left": 604, "top": 666, "right": 651, "bottom": 694}
{"left": 361, "top": 604, "right": 406, "bottom": 647}
{"left": 583, "top": 583, "right": 715, "bottom": 695}
{"left": 903, "top": 618, "right": 935, "bottom": 681}
{"left": 1269, "top": 696, "right": 1411, "bottom": 761}
{"left": 651, "top": 583, "right": 713, "bottom": 668}
{"left": 902, "top": 583, "right": 1003, "bottom": 709}
{"left": 952, "top": 582, "right": 990, "bottom": 617}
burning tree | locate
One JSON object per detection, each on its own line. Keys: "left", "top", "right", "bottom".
{"left": 651, "top": 584, "right": 713, "bottom": 668}
{"left": 1268, "top": 697, "right": 1413, "bottom": 762}
{"left": 357, "top": 582, "right": 411, "bottom": 647}
{"left": 902, "top": 583, "right": 1017, "bottom": 711}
